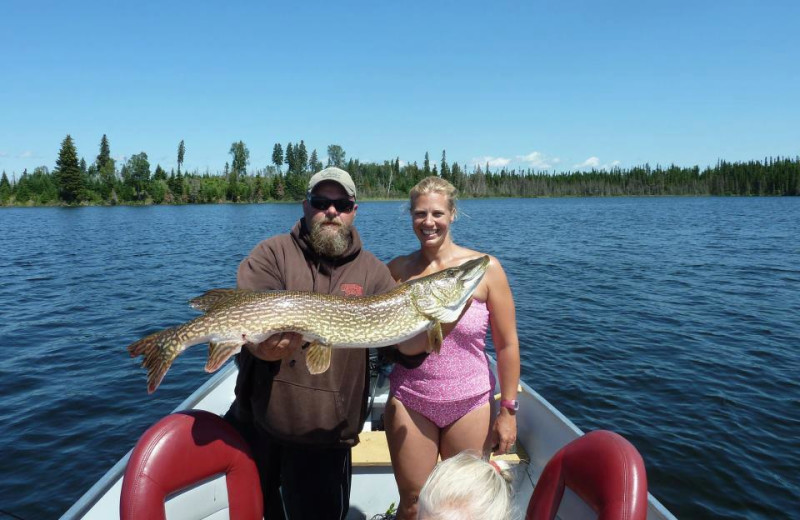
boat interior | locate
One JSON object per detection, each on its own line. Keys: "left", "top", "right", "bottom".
{"left": 62, "top": 353, "right": 675, "bottom": 520}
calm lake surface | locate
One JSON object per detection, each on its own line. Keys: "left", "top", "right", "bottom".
{"left": 1, "top": 197, "right": 798, "bottom": 519}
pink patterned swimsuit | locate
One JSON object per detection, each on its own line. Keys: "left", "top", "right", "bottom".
{"left": 390, "top": 300, "right": 496, "bottom": 428}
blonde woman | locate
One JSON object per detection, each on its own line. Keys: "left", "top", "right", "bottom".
{"left": 386, "top": 176, "right": 521, "bottom": 520}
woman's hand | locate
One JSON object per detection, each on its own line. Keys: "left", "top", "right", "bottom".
{"left": 246, "top": 332, "right": 304, "bottom": 361}
{"left": 491, "top": 407, "right": 518, "bottom": 455}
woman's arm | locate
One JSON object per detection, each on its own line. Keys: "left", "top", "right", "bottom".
{"left": 485, "top": 256, "right": 520, "bottom": 455}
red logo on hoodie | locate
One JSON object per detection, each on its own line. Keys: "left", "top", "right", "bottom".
{"left": 340, "top": 283, "right": 363, "bottom": 297}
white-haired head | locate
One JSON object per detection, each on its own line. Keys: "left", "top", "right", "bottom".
{"left": 417, "top": 451, "right": 513, "bottom": 520}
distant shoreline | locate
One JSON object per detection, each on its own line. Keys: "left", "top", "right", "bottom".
{"left": 2, "top": 192, "right": 798, "bottom": 209}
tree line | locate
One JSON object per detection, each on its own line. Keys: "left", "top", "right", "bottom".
{"left": 1, "top": 134, "right": 798, "bottom": 206}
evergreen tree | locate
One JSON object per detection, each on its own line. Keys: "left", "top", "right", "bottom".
{"left": 285, "top": 142, "right": 295, "bottom": 173}
{"left": 16, "top": 170, "right": 31, "bottom": 202}
{"left": 424, "top": 151, "right": 431, "bottom": 175}
{"left": 0, "top": 171, "right": 11, "bottom": 203}
{"left": 297, "top": 140, "right": 309, "bottom": 173}
{"left": 96, "top": 134, "right": 111, "bottom": 171}
{"left": 440, "top": 150, "right": 449, "bottom": 179}
{"left": 272, "top": 143, "right": 284, "bottom": 171}
{"left": 270, "top": 174, "right": 285, "bottom": 200}
{"left": 177, "top": 140, "right": 185, "bottom": 174}
{"left": 309, "top": 149, "right": 322, "bottom": 172}
{"left": 170, "top": 169, "right": 185, "bottom": 201}
{"left": 153, "top": 164, "right": 167, "bottom": 181}
{"left": 56, "top": 134, "right": 84, "bottom": 203}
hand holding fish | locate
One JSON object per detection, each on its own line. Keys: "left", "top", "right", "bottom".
{"left": 246, "top": 332, "right": 304, "bottom": 361}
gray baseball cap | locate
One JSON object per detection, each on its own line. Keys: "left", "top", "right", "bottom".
{"left": 307, "top": 167, "right": 357, "bottom": 198}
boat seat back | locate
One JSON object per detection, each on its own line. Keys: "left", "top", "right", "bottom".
{"left": 120, "top": 410, "right": 262, "bottom": 520}
{"left": 526, "top": 430, "right": 648, "bottom": 520}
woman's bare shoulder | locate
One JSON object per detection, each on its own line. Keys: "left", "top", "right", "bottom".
{"left": 387, "top": 253, "right": 417, "bottom": 282}
{"left": 453, "top": 247, "right": 499, "bottom": 268}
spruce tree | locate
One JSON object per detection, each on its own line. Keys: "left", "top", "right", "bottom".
{"left": 0, "top": 171, "right": 11, "bottom": 202}
{"left": 96, "top": 134, "right": 111, "bottom": 171}
{"left": 285, "top": 142, "right": 295, "bottom": 173}
{"left": 56, "top": 134, "right": 84, "bottom": 203}
{"left": 297, "top": 140, "right": 308, "bottom": 173}
{"left": 309, "top": 149, "right": 321, "bottom": 172}
{"left": 177, "top": 140, "right": 185, "bottom": 174}
{"left": 272, "top": 143, "right": 284, "bottom": 171}
{"left": 153, "top": 165, "right": 167, "bottom": 181}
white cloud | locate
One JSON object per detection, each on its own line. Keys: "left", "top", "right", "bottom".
{"left": 19, "top": 150, "right": 34, "bottom": 159}
{"left": 516, "top": 151, "right": 560, "bottom": 170}
{"left": 471, "top": 156, "right": 511, "bottom": 168}
{"left": 573, "top": 157, "right": 621, "bottom": 171}
{"left": 575, "top": 156, "right": 601, "bottom": 169}
{"left": 0, "top": 151, "right": 7, "bottom": 158}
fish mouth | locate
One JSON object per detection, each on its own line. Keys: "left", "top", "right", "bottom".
{"left": 455, "top": 255, "right": 490, "bottom": 284}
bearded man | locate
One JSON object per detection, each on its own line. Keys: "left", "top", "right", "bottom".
{"left": 225, "top": 167, "right": 397, "bottom": 519}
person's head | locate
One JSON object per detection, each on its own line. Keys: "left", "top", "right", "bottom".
{"left": 408, "top": 176, "right": 458, "bottom": 249}
{"left": 417, "top": 452, "right": 513, "bottom": 520}
{"left": 303, "top": 167, "right": 358, "bottom": 258}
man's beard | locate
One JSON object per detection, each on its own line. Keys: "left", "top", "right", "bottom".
{"left": 309, "top": 219, "right": 352, "bottom": 258}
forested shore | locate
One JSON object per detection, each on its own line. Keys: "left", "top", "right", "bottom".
{"left": 1, "top": 134, "right": 798, "bottom": 207}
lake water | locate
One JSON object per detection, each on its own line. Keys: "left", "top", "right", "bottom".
{"left": 1, "top": 197, "right": 798, "bottom": 519}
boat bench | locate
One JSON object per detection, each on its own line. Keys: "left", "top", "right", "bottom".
{"left": 352, "top": 430, "right": 528, "bottom": 467}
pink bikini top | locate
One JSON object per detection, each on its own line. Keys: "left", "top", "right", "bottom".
{"left": 390, "top": 299, "right": 494, "bottom": 402}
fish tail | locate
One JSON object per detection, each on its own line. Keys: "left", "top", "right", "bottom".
{"left": 127, "top": 327, "right": 182, "bottom": 394}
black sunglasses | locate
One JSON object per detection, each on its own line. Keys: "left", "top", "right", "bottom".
{"left": 307, "top": 195, "right": 355, "bottom": 213}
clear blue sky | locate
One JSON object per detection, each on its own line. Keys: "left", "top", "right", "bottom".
{"left": 2, "top": 1, "right": 798, "bottom": 176}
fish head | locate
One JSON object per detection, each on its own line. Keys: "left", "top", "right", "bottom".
{"left": 412, "top": 255, "right": 490, "bottom": 322}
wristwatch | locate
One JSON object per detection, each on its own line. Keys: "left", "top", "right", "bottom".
{"left": 500, "top": 399, "right": 519, "bottom": 412}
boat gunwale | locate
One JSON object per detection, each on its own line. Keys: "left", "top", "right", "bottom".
{"left": 59, "top": 363, "right": 238, "bottom": 520}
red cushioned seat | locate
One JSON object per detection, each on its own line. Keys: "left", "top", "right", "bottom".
{"left": 120, "top": 410, "right": 263, "bottom": 520}
{"left": 526, "top": 430, "right": 648, "bottom": 520}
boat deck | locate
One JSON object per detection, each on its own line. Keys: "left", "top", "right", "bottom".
{"left": 352, "top": 430, "right": 529, "bottom": 467}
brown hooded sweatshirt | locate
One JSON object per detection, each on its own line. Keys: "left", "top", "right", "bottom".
{"left": 231, "top": 218, "right": 396, "bottom": 448}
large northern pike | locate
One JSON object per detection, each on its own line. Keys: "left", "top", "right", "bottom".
{"left": 128, "top": 255, "right": 489, "bottom": 393}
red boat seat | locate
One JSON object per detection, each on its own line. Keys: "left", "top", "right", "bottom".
{"left": 120, "top": 410, "right": 263, "bottom": 520}
{"left": 526, "top": 430, "right": 648, "bottom": 520}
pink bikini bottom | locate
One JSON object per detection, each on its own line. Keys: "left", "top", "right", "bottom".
{"left": 392, "top": 389, "right": 492, "bottom": 428}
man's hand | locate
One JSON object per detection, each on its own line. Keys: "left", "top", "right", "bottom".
{"left": 246, "top": 332, "right": 305, "bottom": 361}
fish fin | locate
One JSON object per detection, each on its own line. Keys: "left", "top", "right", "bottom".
{"left": 205, "top": 340, "right": 243, "bottom": 373}
{"left": 427, "top": 320, "right": 443, "bottom": 354}
{"left": 306, "top": 341, "right": 332, "bottom": 375}
{"left": 127, "top": 327, "right": 181, "bottom": 394}
{"left": 189, "top": 289, "right": 250, "bottom": 313}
